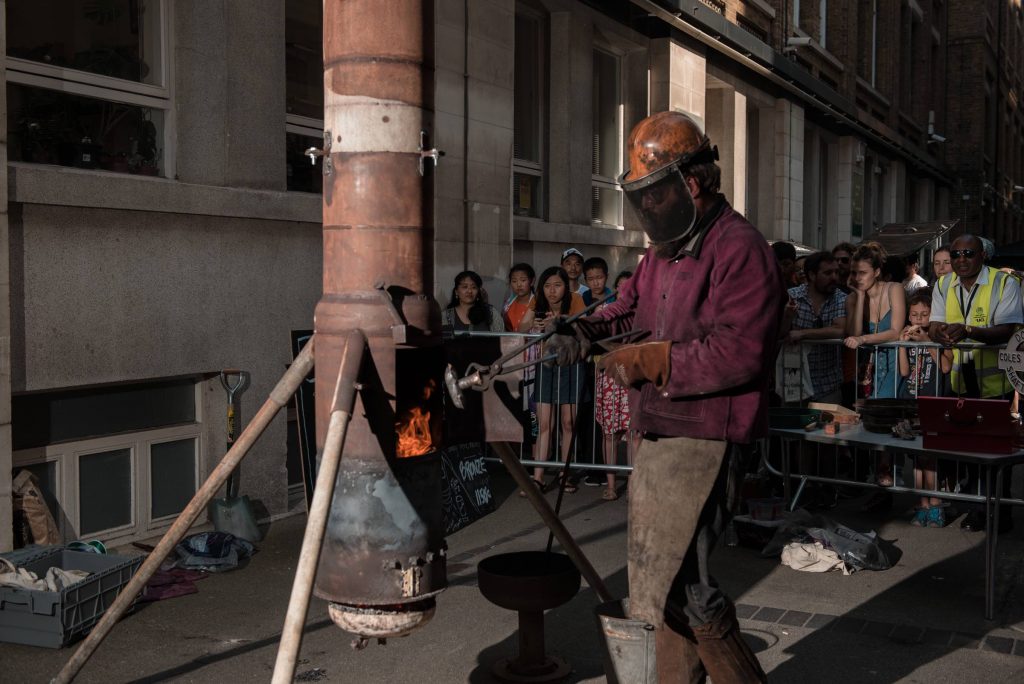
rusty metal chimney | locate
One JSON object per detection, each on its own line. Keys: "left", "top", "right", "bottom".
{"left": 313, "top": 0, "right": 445, "bottom": 642}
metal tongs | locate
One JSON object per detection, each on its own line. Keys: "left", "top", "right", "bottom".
{"left": 444, "top": 289, "right": 645, "bottom": 407}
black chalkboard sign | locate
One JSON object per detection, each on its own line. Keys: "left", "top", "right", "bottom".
{"left": 440, "top": 441, "right": 494, "bottom": 534}
{"left": 291, "top": 330, "right": 316, "bottom": 508}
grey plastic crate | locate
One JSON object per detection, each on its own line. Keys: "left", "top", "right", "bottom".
{"left": 0, "top": 549, "right": 143, "bottom": 648}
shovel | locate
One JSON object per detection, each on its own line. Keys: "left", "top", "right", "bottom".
{"left": 209, "top": 369, "right": 261, "bottom": 542}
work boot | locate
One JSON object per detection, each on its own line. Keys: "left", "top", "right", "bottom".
{"left": 691, "top": 605, "right": 767, "bottom": 683}
{"left": 655, "top": 626, "right": 706, "bottom": 684}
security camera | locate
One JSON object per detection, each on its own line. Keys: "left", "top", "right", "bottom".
{"left": 927, "top": 133, "right": 946, "bottom": 144}
{"left": 786, "top": 36, "right": 812, "bottom": 47}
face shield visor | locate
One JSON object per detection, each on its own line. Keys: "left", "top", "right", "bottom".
{"left": 618, "top": 140, "right": 718, "bottom": 245}
{"left": 621, "top": 167, "right": 696, "bottom": 245}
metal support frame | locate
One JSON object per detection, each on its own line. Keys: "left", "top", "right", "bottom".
{"left": 767, "top": 430, "right": 1024, "bottom": 620}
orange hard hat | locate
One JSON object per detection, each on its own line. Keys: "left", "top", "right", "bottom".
{"left": 619, "top": 111, "right": 718, "bottom": 191}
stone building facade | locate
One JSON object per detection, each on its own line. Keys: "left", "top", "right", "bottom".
{"left": 2, "top": 0, "right": 1021, "bottom": 550}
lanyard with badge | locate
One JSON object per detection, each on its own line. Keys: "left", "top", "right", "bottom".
{"left": 956, "top": 281, "right": 980, "bottom": 396}
{"left": 957, "top": 283, "right": 980, "bottom": 329}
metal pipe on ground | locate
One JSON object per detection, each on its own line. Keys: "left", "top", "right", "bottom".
{"left": 52, "top": 339, "right": 317, "bottom": 684}
{"left": 491, "top": 441, "right": 614, "bottom": 604}
{"left": 272, "top": 330, "right": 366, "bottom": 684}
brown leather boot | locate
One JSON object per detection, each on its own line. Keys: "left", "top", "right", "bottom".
{"left": 655, "top": 626, "right": 706, "bottom": 684}
{"left": 691, "top": 606, "right": 767, "bottom": 683}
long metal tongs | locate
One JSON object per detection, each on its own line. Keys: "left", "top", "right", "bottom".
{"left": 444, "top": 289, "right": 642, "bottom": 407}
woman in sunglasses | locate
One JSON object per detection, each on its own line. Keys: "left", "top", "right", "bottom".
{"left": 844, "top": 242, "right": 907, "bottom": 399}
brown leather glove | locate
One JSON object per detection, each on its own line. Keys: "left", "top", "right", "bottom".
{"left": 597, "top": 341, "right": 672, "bottom": 390}
{"left": 543, "top": 316, "right": 592, "bottom": 366}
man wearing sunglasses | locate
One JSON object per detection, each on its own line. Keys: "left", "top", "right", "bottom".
{"left": 930, "top": 234, "right": 1022, "bottom": 531}
{"left": 832, "top": 242, "right": 856, "bottom": 294}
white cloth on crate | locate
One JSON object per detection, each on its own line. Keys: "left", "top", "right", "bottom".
{"left": 0, "top": 557, "right": 90, "bottom": 591}
{"left": 780, "top": 541, "right": 850, "bottom": 575}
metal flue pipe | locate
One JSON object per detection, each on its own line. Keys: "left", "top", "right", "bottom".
{"left": 312, "top": 0, "right": 445, "bottom": 635}
{"left": 314, "top": 0, "right": 432, "bottom": 460}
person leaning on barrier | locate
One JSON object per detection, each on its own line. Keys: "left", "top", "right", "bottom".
{"left": 928, "top": 234, "right": 1023, "bottom": 533}
{"left": 783, "top": 251, "right": 848, "bottom": 404}
{"left": 543, "top": 111, "right": 777, "bottom": 683}
{"left": 928, "top": 234, "right": 1022, "bottom": 398}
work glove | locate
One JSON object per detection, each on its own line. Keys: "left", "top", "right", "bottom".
{"left": 543, "top": 316, "right": 598, "bottom": 366}
{"left": 597, "top": 340, "right": 672, "bottom": 391}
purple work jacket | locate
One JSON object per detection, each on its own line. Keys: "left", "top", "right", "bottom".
{"left": 593, "top": 202, "right": 783, "bottom": 443}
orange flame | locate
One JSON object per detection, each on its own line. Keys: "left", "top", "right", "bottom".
{"left": 396, "top": 380, "right": 436, "bottom": 458}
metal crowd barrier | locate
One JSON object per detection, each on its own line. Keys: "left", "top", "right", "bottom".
{"left": 452, "top": 331, "right": 1024, "bottom": 507}
{"left": 449, "top": 329, "right": 636, "bottom": 475}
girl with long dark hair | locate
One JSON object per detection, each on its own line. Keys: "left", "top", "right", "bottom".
{"left": 442, "top": 270, "right": 503, "bottom": 332}
{"left": 517, "top": 266, "right": 585, "bottom": 492}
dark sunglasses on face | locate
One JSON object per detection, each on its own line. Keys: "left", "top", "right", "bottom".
{"left": 950, "top": 249, "right": 977, "bottom": 259}
{"left": 836, "top": 256, "right": 851, "bottom": 263}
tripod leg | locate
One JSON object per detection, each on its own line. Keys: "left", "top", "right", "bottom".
{"left": 272, "top": 331, "right": 365, "bottom": 684}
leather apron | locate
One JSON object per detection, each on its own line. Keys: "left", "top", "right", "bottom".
{"left": 627, "top": 436, "right": 728, "bottom": 629}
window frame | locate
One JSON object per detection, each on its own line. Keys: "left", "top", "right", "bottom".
{"left": 11, "top": 383, "right": 203, "bottom": 546}
{"left": 591, "top": 45, "right": 624, "bottom": 228}
{"left": 513, "top": 4, "right": 548, "bottom": 219}
{"left": 5, "top": 0, "right": 176, "bottom": 178}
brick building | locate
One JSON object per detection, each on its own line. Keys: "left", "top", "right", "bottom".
{"left": 946, "top": 0, "right": 1024, "bottom": 245}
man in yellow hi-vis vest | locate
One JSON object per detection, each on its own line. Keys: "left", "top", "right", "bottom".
{"left": 928, "top": 234, "right": 1022, "bottom": 532}
{"left": 929, "top": 235, "right": 1022, "bottom": 396}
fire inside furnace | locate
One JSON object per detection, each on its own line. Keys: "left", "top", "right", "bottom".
{"left": 396, "top": 379, "right": 437, "bottom": 457}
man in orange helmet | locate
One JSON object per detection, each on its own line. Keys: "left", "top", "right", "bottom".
{"left": 548, "top": 111, "right": 781, "bottom": 681}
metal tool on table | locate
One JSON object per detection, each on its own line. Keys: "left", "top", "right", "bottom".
{"left": 209, "top": 369, "right": 261, "bottom": 542}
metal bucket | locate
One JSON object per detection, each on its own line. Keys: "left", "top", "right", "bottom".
{"left": 594, "top": 599, "right": 656, "bottom": 684}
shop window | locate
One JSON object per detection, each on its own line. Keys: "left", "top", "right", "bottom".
{"left": 513, "top": 8, "right": 546, "bottom": 218}
{"left": 79, "top": 448, "right": 133, "bottom": 536}
{"left": 286, "top": 0, "right": 324, "bottom": 193}
{"left": 592, "top": 48, "right": 622, "bottom": 227}
{"left": 150, "top": 438, "right": 198, "bottom": 519}
{"left": 11, "top": 379, "right": 202, "bottom": 545}
{"left": 5, "top": 0, "right": 171, "bottom": 177}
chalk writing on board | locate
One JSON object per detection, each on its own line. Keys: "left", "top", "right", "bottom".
{"left": 440, "top": 441, "right": 494, "bottom": 534}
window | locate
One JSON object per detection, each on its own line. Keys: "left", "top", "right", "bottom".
{"left": 11, "top": 380, "right": 202, "bottom": 544}
{"left": 819, "top": 0, "right": 828, "bottom": 49}
{"left": 513, "top": 8, "right": 546, "bottom": 218}
{"left": 5, "top": 0, "right": 171, "bottom": 177}
{"left": 286, "top": 0, "right": 324, "bottom": 193}
{"left": 592, "top": 48, "right": 622, "bottom": 227}
{"left": 857, "top": 0, "right": 879, "bottom": 87}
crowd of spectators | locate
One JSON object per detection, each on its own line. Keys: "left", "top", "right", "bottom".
{"left": 773, "top": 234, "right": 1023, "bottom": 531}
{"left": 442, "top": 234, "right": 1024, "bottom": 526}
{"left": 441, "top": 247, "right": 635, "bottom": 502}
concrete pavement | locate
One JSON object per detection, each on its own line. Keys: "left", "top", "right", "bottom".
{"left": 4, "top": 467, "right": 1024, "bottom": 682}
